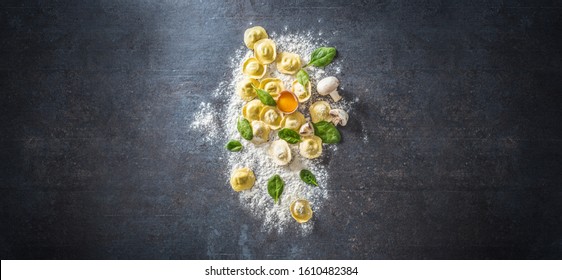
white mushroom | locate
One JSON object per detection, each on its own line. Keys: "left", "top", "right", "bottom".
{"left": 299, "top": 122, "right": 315, "bottom": 137}
{"left": 317, "top": 76, "right": 341, "bottom": 102}
{"left": 329, "top": 109, "right": 348, "bottom": 126}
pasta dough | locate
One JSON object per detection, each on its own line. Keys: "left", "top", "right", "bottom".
{"left": 268, "top": 140, "right": 292, "bottom": 165}
{"left": 242, "top": 57, "right": 266, "bottom": 79}
{"left": 309, "top": 101, "right": 332, "bottom": 123}
{"left": 243, "top": 26, "right": 268, "bottom": 49}
{"left": 280, "top": 111, "right": 306, "bottom": 132}
{"left": 242, "top": 99, "right": 264, "bottom": 122}
{"left": 292, "top": 80, "right": 311, "bottom": 103}
{"left": 276, "top": 52, "right": 302, "bottom": 75}
{"left": 259, "top": 78, "right": 284, "bottom": 100}
{"left": 259, "top": 106, "right": 283, "bottom": 130}
{"left": 230, "top": 167, "right": 256, "bottom": 192}
{"left": 237, "top": 78, "right": 259, "bottom": 101}
{"left": 299, "top": 135, "right": 323, "bottom": 159}
{"left": 254, "top": 39, "right": 277, "bottom": 65}
{"left": 251, "top": 120, "right": 271, "bottom": 144}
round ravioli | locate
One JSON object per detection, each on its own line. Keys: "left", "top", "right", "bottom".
{"left": 254, "top": 39, "right": 276, "bottom": 65}
{"left": 268, "top": 140, "right": 292, "bottom": 165}
{"left": 230, "top": 167, "right": 256, "bottom": 192}
{"left": 242, "top": 99, "right": 264, "bottom": 122}
{"left": 280, "top": 111, "right": 306, "bottom": 132}
{"left": 290, "top": 199, "right": 313, "bottom": 223}
{"left": 244, "top": 26, "right": 268, "bottom": 49}
{"left": 276, "top": 52, "right": 302, "bottom": 75}
{"left": 299, "top": 135, "right": 323, "bottom": 159}
{"left": 309, "top": 101, "right": 332, "bottom": 123}
{"left": 292, "top": 80, "right": 311, "bottom": 103}
{"left": 251, "top": 120, "right": 271, "bottom": 144}
{"left": 237, "top": 78, "right": 259, "bottom": 101}
{"left": 259, "top": 78, "right": 284, "bottom": 100}
{"left": 259, "top": 106, "right": 283, "bottom": 130}
{"left": 242, "top": 57, "right": 266, "bottom": 79}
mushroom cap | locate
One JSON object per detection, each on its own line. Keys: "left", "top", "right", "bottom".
{"left": 317, "top": 76, "right": 340, "bottom": 96}
{"left": 330, "top": 108, "right": 349, "bottom": 126}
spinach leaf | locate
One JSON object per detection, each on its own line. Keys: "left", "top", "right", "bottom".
{"left": 278, "top": 128, "right": 301, "bottom": 144}
{"left": 296, "top": 69, "right": 310, "bottom": 87}
{"left": 225, "top": 140, "right": 242, "bottom": 152}
{"left": 253, "top": 85, "right": 276, "bottom": 106}
{"left": 237, "top": 117, "right": 253, "bottom": 140}
{"left": 300, "top": 169, "right": 318, "bottom": 187}
{"left": 312, "top": 121, "right": 341, "bottom": 144}
{"left": 307, "top": 47, "right": 336, "bottom": 67}
{"left": 267, "top": 175, "right": 284, "bottom": 204}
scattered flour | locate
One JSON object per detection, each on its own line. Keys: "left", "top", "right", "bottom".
{"left": 192, "top": 29, "right": 350, "bottom": 234}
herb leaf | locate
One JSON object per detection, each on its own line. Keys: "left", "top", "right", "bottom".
{"left": 312, "top": 121, "right": 341, "bottom": 144}
{"left": 267, "top": 175, "right": 284, "bottom": 204}
{"left": 296, "top": 69, "right": 310, "bottom": 87}
{"left": 300, "top": 169, "right": 318, "bottom": 187}
{"left": 225, "top": 140, "right": 243, "bottom": 152}
{"left": 253, "top": 85, "right": 276, "bottom": 106}
{"left": 237, "top": 117, "right": 253, "bottom": 140}
{"left": 278, "top": 128, "right": 301, "bottom": 144}
{"left": 307, "top": 47, "right": 337, "bottom": 67}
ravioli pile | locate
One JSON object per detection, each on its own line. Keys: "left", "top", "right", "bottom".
{"left": 228, "top": 26, "right": 348, "bottom": 224}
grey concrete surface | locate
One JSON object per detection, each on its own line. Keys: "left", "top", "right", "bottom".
{"left": 1, "top": 0, "right": 561, "bottom": 259}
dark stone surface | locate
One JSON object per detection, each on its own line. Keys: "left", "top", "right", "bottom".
{"left": 1, "top": 0, "right": 561, "bottom": 259}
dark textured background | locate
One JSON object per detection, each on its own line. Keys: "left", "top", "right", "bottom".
{"left": 1, "top": 0, "right": 562, "bottom": 259}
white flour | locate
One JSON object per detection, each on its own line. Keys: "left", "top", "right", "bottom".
{"left": 191, "top": 30, "right": 348, "bottom": 234}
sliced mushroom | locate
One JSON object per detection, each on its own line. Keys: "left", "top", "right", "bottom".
{"left": 329, "top": 109, "right": 348, "bottom": 126}
{"left": 299, "top": 122, "right": 315, "bottom": 137}
{"left": 317, "top": 76, "right": 341, "bottom": 102}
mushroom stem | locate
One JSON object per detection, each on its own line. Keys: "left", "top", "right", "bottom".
{"left": 329, "top": 90, "right": 342, "bottom": 102}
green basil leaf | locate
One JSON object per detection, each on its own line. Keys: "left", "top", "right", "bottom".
{"left": 312, "top": 121, "right": 341, "bottom": 144}
{"left": 278, "top": 128, "right": 301, "bottom": 144}
{"left": 296, "top": 69, "right": 310, "bottom": 87}
{"left": 225, "top": 140, "right": 242, "bottom": 152}
{"left": 253, "top": 86, "right": 276, "bottom": 106}
{"left": 307, "top": 47, "right": 336, "bottom": 67}
{"left": 237, "top": 117, "right": 253, "bottom": 140}
{"left": 267, "top": 174, "right": 284, "bottom": 204}
{"left": 300, "top": 169, "right": 318, "bottom": 187}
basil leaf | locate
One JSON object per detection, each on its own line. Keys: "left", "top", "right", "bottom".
{"left": 300, "top": 169, "right": 318, "bottom": 187}
{"left": 253, "top": 86, "right": 276, "bottom": 106}
{"left": 296, "top": 69, "right": 310, "bottom": 87}
{"left": 237, "top": 117, "right": 253, "bottom": 140}
{"left": 312, "top": 121, "right": 341, "bottom": 144}
{"left": 278, "top": 128, "right": 301, "bottom": 144}
{"left": 267, "top": 174, "right": 284, "bottom": 204}
{"left": 307, "top": 47, "right": 336, "bottom": 67}
{"left": 225, "top": 140, "right": 242, "bottom": 152}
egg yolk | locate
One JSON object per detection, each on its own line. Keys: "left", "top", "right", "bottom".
{"left": 290, "top": 199, "right": 313, "bottom": 223}
{"left": 277, "top": 91, "right": 298, "bottom": 113}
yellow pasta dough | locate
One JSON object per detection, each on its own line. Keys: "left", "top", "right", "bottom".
{"left": 259, "top": 106, "right": 283, "bottom": 130}
{"left": 291, "top": 80, "right": 311, "bottom": 103}
{"left": 276, "top": 52, "right": 302, "bottom": 75}
{"left": 259, "top": 78, "right": 284, "bottom": 100}
{"left": 243, "top": 26, "right": 268, "bottom": 49}
{"left": 280, "top": 111, "right": 305, "bottom": 132}
{"left": 254, "top": 39, "right": 277, "bottom": 65}
{"left": 237, "top": 78, "right": 259, "bottom": 101}
{"left": 309, "top": 101, "right": 332, "bottom": 123}
{"left": 290, "top": 199, "right": 313, "bottom": 223}
{"left": 230, "top": 167, "right": 255, "bottom": 192}
{"left": 268, "top": 140, "right": 292, "bottom": 165}
{"left": 251, "top": 120, "right": 270, "bottom": 144}
{"left": 299, "top": 135, "right": 323, "bottom": 159}
{"left": 242, "top": 99, "right": 264, "bottom": 122}
{"left": 242, "top": 57, "right": 266, "bottom": 79}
